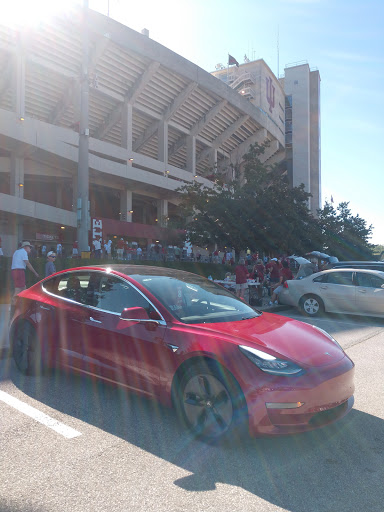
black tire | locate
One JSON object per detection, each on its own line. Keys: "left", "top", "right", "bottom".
{"left": 299, "top": 294, "right": 324, "bottom": 317}
{"left": 12, "top": 323, "right": 43, "bottom": 376}
{"left": 176, "top": 361, "right": 246, "bottom": 442}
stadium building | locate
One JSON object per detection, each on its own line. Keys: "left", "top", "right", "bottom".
{"left": 0, "top": 6, "right": 319, "bottom": 256}
{"left": 211, "top": 58, "right": 321, "bottom": 214}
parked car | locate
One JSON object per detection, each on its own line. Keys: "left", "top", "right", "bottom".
{"left": 279, "top": 268, "right": 384, "bottom": 318}
{"left": 10, "top": 265, "right": 355, "bottom": 441}
{"left": 329, "top": 260, "right": 384, "bottom": 272}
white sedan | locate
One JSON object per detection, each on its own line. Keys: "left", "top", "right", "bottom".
{"left": 279, "top": 268, "right": 384, "bottom": 318}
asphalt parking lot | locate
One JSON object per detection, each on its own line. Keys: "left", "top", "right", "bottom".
{"left": 1, "top": 308, "right": 384, "bottom": 512}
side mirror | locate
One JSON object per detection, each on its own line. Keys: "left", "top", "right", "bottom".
{"left": 120, "top": 307, "right": 150, "bottom": 320}
{"left": 120, "top": 307, "right": 161, "bottom": 323}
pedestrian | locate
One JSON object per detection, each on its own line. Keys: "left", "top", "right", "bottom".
{"left": 11, "top": 241, "right": 39, "bottom": 306}
{"left": 56, "top": 242, "right": 62, "bottom": 257}
{"left": 235, "top": 257, "right": 249, "bottom": 301}
{"left": 45, "top": 251, "right": 57, "bottom": 277}
{"left": 252, "top": 258, "right": 265, "bottom": 300}
{"left": 266, "top": 258, "right": 280, "bottom": 291}
{"left": 93, "top": 237, "right": 102, "bottom": 258}
{"left": 136, "top": 245, "right": 142, "bottom": 260}
{"left": 117, "top": 238, "right": 124, "bottom": 260}
{"left": 72, "top": 240, "right": 79, "bottom": 258}
{"left": 269, "top": 260, "right": 293, "bottom": 305}
{"left": 41, "top": 244, "right": 47, "bottom": 258}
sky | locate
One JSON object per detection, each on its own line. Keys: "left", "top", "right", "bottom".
{"left": 4, "top": 0, "right": 384, "bottom": 244}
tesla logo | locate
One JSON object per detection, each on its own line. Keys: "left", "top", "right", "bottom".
{"left": 266, "top": 77, "right": 275, "bottom": 113}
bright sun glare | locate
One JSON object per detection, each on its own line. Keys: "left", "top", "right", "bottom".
{"left": 3, "top": 0, "right": 80, "bottom": 28}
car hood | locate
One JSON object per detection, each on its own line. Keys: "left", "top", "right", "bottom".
{"left": 199, "top": 312, "right": 345, "bottom": 367}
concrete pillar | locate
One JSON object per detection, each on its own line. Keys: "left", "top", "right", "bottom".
{"left": 77, "top": 1, "right": 90, "bottom": 252}
{"left": 208, "top": 148, "right": 218, "bottom": 172}
{"left": 120, "top": 189, "right": 133, "bottom": 222}
{"left": 157, "top": 199, "right": 168, "bottom": 227}
{"left": 72, "top": 177, "right": 78, "bottom": 213}
{"left": 121, "top": 102, "right": 133, "bottom": 153}
{"left": 186, "top": 135, "right": 196, "bottom": 174}
{"left": 10, "top": 154, "right": 24, "bottom": 198}
{"left": 157, "top": 121, "right": 168, "bottom": 163}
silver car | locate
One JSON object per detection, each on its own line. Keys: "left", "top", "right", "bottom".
{"left": 279, "top": 268, "right": 384, "bottom": 318}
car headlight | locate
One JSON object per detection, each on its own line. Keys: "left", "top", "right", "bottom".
{"left": 239, "top": 345, "right": 304, "bottom": 376}
{"left": 311, "top": 325, "right": 343, "bottom": 351}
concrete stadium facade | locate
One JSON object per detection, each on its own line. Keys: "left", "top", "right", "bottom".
{"left": 1, "top": 7, "right": 297, "bottom": 256}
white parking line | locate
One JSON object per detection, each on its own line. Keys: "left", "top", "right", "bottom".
{"left": 0, "top": 391, "right": 81, "bottom": 439}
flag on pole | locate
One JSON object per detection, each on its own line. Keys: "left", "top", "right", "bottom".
{"left": 228, "top": 54, "right": 239, "bottom": 67}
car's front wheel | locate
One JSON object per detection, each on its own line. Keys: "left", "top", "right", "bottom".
{"left": 299, "top": 294, "right": 324, "bottom": 317}
{"left": 12, "top": 323, "right": 43, "bottom": 376}
{"left": 176, "top": 361, "right": 246, "bottom": 442}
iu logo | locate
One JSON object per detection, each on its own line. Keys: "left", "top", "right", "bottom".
{"left": 266, "top": 76, "right": 275, "bottom": 113}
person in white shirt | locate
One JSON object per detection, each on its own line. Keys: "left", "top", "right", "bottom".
{"left": 11, "top": 241, "right": 39, "bottom": 305}
{"left": 93, "top": 238, "right": 102, "bottom": 258}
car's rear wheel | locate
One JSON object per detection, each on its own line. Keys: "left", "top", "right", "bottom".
{"left": 300, "top": 294, "right": 324, "bottom": 317}
{"left": 176, "top": 361, "right": 246, "bottom": 442}
{"left": 12, "top": 323, "right": 43, "bottom": 376}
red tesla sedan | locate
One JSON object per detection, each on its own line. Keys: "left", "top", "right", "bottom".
{"left": 9, "top": 265, "right": 355, "bottom": 441}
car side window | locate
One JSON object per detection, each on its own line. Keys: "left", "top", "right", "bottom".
{"left": 56, "top": 273, "right": 93, "bottom": 305}
{"left": 313, "top": 275, "right": 327, "bottom": 283}
{"left": 327, "top": 272, "right": 353, "bottom": 286}
{"left": 356, "top": 273, "right": 384, "bottom": 289}
{"left": 96, "top": 275, "right": 152, "bottom": 314}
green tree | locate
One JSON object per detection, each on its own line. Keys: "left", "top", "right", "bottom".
{"left": 317, "top": 201, "right": 374, "bottom": 260}
{"left": 175, "top": 143, "right": 321, "bottom": 255}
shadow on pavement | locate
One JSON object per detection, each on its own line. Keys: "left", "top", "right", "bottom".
{"left": 2, "top": 357, "right": 383, "bottom": 512}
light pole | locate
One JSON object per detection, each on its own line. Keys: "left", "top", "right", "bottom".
{"left": 77, "top": 0, "right": 90, "bottom": 252}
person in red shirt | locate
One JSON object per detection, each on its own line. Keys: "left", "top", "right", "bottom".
{"left": 269, "top": 260, "right": 293, "bottom": 305}
{"left": 251, "top": 259, "right": 265, "bottom": 299}
{"left": 235, "top": 258, "right": 249, "bottom": 300}
{"left": 117, "top": 238, "right": 125, "bottom": 260}
{"left": 266, "top": 258, "right": 280, "bottom": 285}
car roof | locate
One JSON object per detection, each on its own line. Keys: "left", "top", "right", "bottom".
{"left": 56, "top": 265, "right": 203, "bottom": 280}
{"left": 315, "top": 268, "right": 384, "bottom": 277}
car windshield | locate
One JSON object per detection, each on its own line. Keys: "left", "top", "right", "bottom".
{"left": 133, "top": 274, "right": 260, "bottom": 324}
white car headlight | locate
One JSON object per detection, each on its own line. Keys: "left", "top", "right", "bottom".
{"left": 239, "top": 345, "right": 304, "bottom": 376}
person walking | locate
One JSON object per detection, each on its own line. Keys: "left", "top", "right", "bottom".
{"left": 11, "top": 241, "right": 39, "bottom": 305}
{"left": 45, "top": 251, "right": 57, "bottom": 277}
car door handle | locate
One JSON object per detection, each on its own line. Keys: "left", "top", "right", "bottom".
{"left": 90, "top": 316, "right": 102, "bottom": 323}
{"left": 320, "top": 286, "right": 328, "bottom": 289}
{"left": 357, "top": 289, "right": 366, "bottom": 293}
{"left": 39, "top": 305, "right": 51, "bottom": 310}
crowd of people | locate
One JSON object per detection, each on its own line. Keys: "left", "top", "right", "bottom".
{"left": 231, "top": 254, "right": 295, "bottom": 306}
{"left": 7, "top": 233, "right": 314, "bottom": 312}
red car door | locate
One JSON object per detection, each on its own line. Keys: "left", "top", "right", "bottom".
{"left": 48, "top": 271, "right": 106, "bottom": 375}
{"left": 77, "top": 273, "right": 169, "bottom": 397}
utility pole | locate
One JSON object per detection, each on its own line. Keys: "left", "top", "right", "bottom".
{"left": 77, "top": 0, "right": 90, "bottom": 252}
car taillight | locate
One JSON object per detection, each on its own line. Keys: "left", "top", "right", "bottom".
{"left": 283, "top": 281, "right": 289, "bottom": 288}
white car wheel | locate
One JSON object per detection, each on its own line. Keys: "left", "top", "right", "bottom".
{"left": 300, "top": 295, "right": 324, "bottom": 317}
